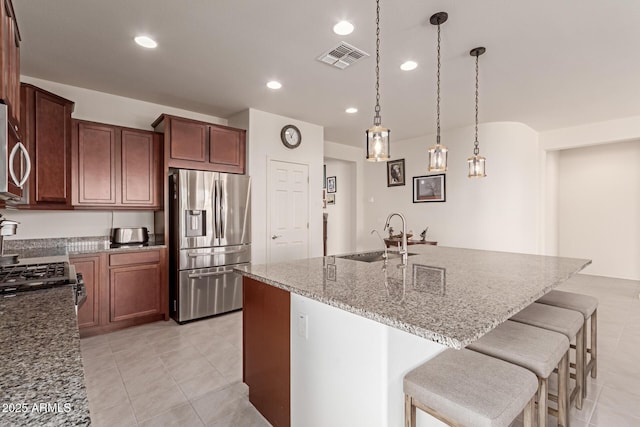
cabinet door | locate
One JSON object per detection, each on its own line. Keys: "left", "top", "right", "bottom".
{"left": 121, "top": 129, "right": 158, "bottom": 206}
{"left": 110, "top": 263, "right": 161, "bottom": 322}
{"left": 75, "top": 122, "right": 117, "bottom": 205}
{"left": 71, "top": 255, "right": 101, "bottom": 329}
{"left": 30, "top": 88, "right": 73, "bottom": 204}
{"left": 209, "top": 125, "right": 246, "bottom": 174}
{"left": 243, "top": 277, "right": 291, "bottom": 427}
{"left": 169, "top": 117, "right": 207, "bottom": 163}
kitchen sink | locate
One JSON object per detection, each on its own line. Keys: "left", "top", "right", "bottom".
{"left": 336, "top": 250, "right": 417, "bottom": 263}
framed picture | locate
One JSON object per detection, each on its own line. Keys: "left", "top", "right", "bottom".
{"left": 413, "top": 174, "right": 446, "bottom": 203}
{"left": 327, "top": 194, "right": 335, "bottom": 205}
{"left": 387, "top": 159, "right": 405, "bottom": 187}
{"left": 327, "top": 176, "right": 337, "bottom": 193}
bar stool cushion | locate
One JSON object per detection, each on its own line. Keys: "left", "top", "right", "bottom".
{"left": 537, "top": 290, "right": 598, "bottom": 319}
{"left": 404, "top": 348, "right": 538, "bottom": 427}
{"left": 467, "top": 320, "right": 569, "bottom": 378}
{"left": 510, "top": 303, "right": 583, "bottom": 339}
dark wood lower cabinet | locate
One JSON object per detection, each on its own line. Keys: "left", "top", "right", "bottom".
{"left": 243, "top": 277, "right": 291, "bottom": 427}
{"left": 110, "top": 263, "right": 161, "bottom": 322}
{"left": 71, "top": 254, "right": 101, "bottom": 329}
{"left": 75, "top": 248, "right": 168, "bottom": 337}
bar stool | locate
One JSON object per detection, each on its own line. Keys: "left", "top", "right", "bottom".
{"left": 537, "top": 290, "right": 598, "bottom": 399}
{"left": 510, "top": 302, "right": 584, "bottom": 410}
{"left": 467, "top": 320, "right": 570, "bottom": 427}
{"left": 404, "top": 348, "right": 538, "bottom": 427}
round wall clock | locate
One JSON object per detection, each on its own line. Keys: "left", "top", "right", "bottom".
{"left": 280, "top": 124, "right": 302, "bottom": 149}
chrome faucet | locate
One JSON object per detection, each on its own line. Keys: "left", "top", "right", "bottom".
{"left": 370, "top": 229, "right": 388, "bottom": 261}
{"left": 384, "top": 212, "right": 408, "bottom": 265}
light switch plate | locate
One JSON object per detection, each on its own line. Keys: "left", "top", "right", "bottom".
{"left": 297, "top": 313, "right": 308, "bottom": 339}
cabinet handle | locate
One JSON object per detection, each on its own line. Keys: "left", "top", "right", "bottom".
{"left": 188, "top": 270, "right": 234, "bottom": 279}
{"left": 271, "top": 235, "right": 283, "bottom": 240}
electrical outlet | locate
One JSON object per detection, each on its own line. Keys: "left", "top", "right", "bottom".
{"left": 297, "top": 313, "right": 308, "bottom": 339}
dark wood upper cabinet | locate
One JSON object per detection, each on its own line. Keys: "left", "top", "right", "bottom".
{"left": 74, "top": 121, "right": 117, "bottom": 205}
{"left": 20, "top": 83, "right": 74, "bottom": 208}
{"left": 1, "top": 0, "right": 20, "bottom": 127}
{"left": 169, "top": 118, "right": 206, "bottom": 162}
{"left": 121, "top": 129, "right": 160, "bottom": 206}
{"left": 209, "top": 125, "right": 246, "bottom": 173}
{"left": 153, "top": 114, "right": 246, "bottom": 174}
{"left": 72, "top": 119, "right": 162, "bottom": 209}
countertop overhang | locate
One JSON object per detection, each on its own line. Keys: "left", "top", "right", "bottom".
{"left": 236, "top": 245, "right": 591, "bottom": 349}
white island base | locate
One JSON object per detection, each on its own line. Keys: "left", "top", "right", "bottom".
{"left": 291, "top": 293, "right": 448, "bottom": 427}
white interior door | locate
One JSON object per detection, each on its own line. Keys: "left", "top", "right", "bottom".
{"left": 268, "top": 160, "right": 309, "bottom": 263}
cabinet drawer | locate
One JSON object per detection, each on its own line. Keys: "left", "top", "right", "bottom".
{"left": 110, "top": 250, "right": 160, "bottom": 267}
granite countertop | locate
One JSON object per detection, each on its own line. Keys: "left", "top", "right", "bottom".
{"left": 0, "top": 287, "right": 91, "bottom": 426}
{"left": 236, "top": 245, "right": 591, "bottom": 349}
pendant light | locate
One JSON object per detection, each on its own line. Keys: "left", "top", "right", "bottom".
{"left": 365, "top": 0, "right": 390, "bottom": 162}
{"left": 427, "top": 12, "right": 448, "bottom": 172}
{"left": 468, "top": 47, "right": 487, "bottom": 178}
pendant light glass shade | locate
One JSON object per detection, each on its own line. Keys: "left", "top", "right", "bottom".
{"left": 365, "top": 0, "right": 391, "bottom": 162}
{"left": 427, "top": 12, "right": 448, "bottom": 172}
{"left": 468, "top": 46, "right": 487, "bottom": 178}
{"left": 467, "top": 154, "right": 486, "bottom": 177}
{"left": 366, "top": 125, "right": 390, "bottom": 161}
{"left": 427, "top": 142, "right": 448, "bottom": 172}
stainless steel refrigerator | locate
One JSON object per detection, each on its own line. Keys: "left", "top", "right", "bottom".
{"left": 169, "top": 169, "right": 251, "bottom": 323}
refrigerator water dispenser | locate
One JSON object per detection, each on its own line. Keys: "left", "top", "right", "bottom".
{"left": 185, "top": 210, "right": 206, "bottom": 237}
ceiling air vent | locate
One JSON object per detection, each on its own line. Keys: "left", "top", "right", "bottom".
{"left": 317, "top": 42, "right": 369, "bottom": 70}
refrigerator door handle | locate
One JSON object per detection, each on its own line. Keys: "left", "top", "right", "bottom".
{"left": 187, "top": 248, "right": 247, "bottom": 257}
{"left": 220, "top": 180, "right": 225, "bottom": 239}
{"left": 213, "top": 179, "right": 219, "bottom": 239}
{"left": 188, "top": 270, "right": 235, "bottom": 279}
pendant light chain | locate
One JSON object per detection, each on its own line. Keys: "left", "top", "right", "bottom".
{"left": 474, "top": 53, "right": 479, "bottom": 155}
{"left": 373, "top": 0, "right": 381, "bottom": 126}
{"left": 436, "top": 20, "right": 441, "bottom": 144}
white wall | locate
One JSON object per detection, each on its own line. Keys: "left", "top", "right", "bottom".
{"left": 324, "top": 158, "right": 356, "bottom": 255}
{"left": 229, "top": 109, "right": 324, "bottom": 264}
{"left": 21, "top": 76, "right": 227, "bottom": 129}
{"left": 324, "top": 141, "right": 367, "bottom": 251}
{"left": 362, "top": 122, "right": 541, "bottom": 254}
{"left": 2, "top": 76, "right": 228, "bottom": 240}
{"left": 557, "top": 141, "right": 640, "bottom": 280}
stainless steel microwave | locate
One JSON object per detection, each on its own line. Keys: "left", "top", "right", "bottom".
{"left": 0, "top": 103, "right": 31, "bottom": 201}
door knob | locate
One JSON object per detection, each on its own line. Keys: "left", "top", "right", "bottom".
{"left": 271, "top": 235, "right": 283, "bottom": 240}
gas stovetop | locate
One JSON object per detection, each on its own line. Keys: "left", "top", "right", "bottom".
{"left": 0, "top": 262, "right": 71, "bottom": 295}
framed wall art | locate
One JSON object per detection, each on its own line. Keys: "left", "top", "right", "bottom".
{"left": 413, "top": 174, "right": 446, "bottom": 203}
{"left": 387, "top": 159, "right": 405, "bottom": 187}
{"left": 327, "top": 176, "right": 337, "bottom": 193}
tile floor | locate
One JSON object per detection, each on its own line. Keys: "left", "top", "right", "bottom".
{"left": 81, "top": 274, "right": 640, "bottom": 427}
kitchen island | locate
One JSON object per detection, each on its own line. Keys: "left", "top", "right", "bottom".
{"left": 236, "top": 245, "right": 591, "bottom": 427}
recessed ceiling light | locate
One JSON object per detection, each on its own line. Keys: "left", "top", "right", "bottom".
{"left": 134, "top": 36, "right": 157, "bottom": 49}
{"left": 267, "top": 81, "right": 282, "bottom": 90}
{"left": 345, "top": 107, "right": 358, "bottom": 114}
{"left": 333, "top": 21, "right": 354, "bottom": 36}
{"left": 400, "top": 60, "right": 418, "bottom": 71}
